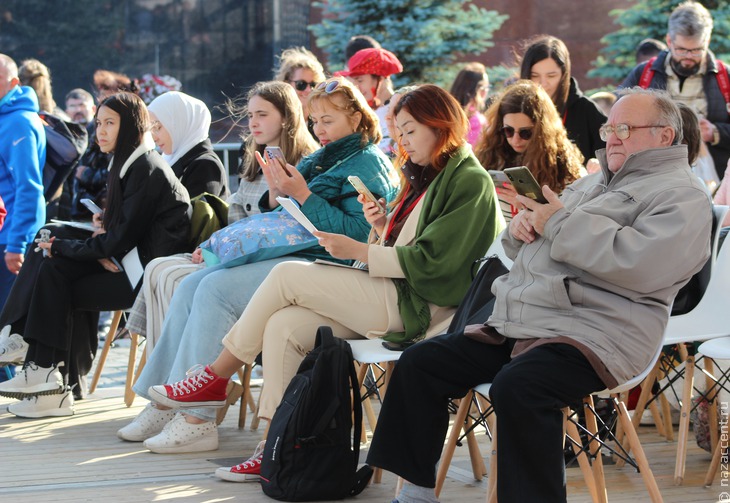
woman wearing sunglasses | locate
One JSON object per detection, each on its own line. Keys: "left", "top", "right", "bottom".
{"left": 116, "top": 77, "right": 395, "bottom": 454}
{"left": 273, "top": 46, "right": 326, "bottom": 122}
{"left": 476, "top": 80, "right": 584, "bottom": 222}
{"left": 147, "top": 84, "right": 504, "bottom": 482}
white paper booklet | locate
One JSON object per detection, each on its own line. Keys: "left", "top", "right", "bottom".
{"left": 120, "top": 247, "right": 144, "bottom": 288}
{"left": 50, "top": 219, "right": 96, "bottom": 232}
{"left": 275, "top": 196, "right": 318, "bottom": 235}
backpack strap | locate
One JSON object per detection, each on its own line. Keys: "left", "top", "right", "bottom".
{"left": 638, "top": 57, "right": 657, "bottom": 89}
{"left": 714, "top": 60, "right": 730, "bottom": 116}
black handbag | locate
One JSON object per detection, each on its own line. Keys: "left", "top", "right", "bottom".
{"left": 447, "top": 255, "right": 509, "bottom": 334}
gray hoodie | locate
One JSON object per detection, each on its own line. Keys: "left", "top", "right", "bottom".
{"left": 488, "top": 144, "right": 712, "bottom": 386}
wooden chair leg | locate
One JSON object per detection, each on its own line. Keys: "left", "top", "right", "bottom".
{"left": 674, "top": 355, "right": 695, "bottom": 485}
{"left": 486, "top": 418, "right": 497, "bottom": 503}
{"left": 565, "top": 410, "right": 599, "bottom": 503}
{"left": 464, "top": 413, "right": 487, "bottom": 480}
{"left": 123, "top": 332, "right": 141, "bottom": 407}
{"left": 704, "top": 438, "right": 725, "bottom": 487}
{"left": 235, "top": 364, "right": 253, "bottom": 428}
{"left": 250, "top": 381, "right": 264, "bottom": 431}
{"left": 615, "top": 399, "right": 664, "bottom": 502}
{"left": 435, "top": 391, "right": 473, "bottom": 498}
{"left": 583, "top": 396, "right": 608, "bottom": 503}
{"left": 89, "top": 310, "right": 123, "bottom": 394}
{"left": 660, "top": 391, "right": 674, "bottom": 441}
{"left": 704, "top": 358, "right": 720, "bottom": 456}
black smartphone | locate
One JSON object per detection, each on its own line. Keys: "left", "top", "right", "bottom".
{"left": 503, "top": 166, "right": 548, "bottom": 204}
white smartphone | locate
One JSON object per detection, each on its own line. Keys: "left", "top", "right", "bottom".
{"left": 488, "top": 170, "right": 510, "bottom": 185}
{"left": 81, "top": 198, "right": 103, "bottom": 214}
{"left": 348, "top": 175, "right": 386, "bottom": 213}
{"left": 264, "top": 146, "right": 286, "bottom": 164}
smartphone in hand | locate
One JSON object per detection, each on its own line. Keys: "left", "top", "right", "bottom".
{"left": 503, "top": 166, "right": 548, "bottom": 204}
{"left": 264, "top": 146, "right": 286, "bottom": 164}
{"left": 348, "top": 175, "right": 386, "bottom": 213}
{"left": 488, "top": 170, "right": 510, "bottom": 185}
{"left": 80, "top": 198, "right": 103, "bottom": 214}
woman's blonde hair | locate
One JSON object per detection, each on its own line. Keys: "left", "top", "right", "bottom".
{"left": 232, "top": 81, "right": 319, "bottom": 181}
{"left": 475, "top": 80, "right": 583, "bottom": 192}
{"left": 18, "top": 58, "right": 56, "bottom": 113}
{"left": 307, "top": 77, "right": 382, "bottom": 146}
{"left": 273, "top": 47, "right": 326, "bottom": 83}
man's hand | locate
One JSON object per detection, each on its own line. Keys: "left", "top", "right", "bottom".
{"left": 4, "top": 252, "right": 23, "bottom": 274}
{"left": 516, "top": 185, "right": 563, "bottom": 235}
{"left": 509, "top": 209, "right": 536, "bottom": 244}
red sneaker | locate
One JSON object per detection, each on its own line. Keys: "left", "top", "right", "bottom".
{"left": 215, "top": 440, "right": 265, "bottom": 482}
{"left": 148, "top": 364, "right": 228, "bottom": 408}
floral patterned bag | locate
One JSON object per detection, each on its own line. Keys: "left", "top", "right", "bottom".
{"left": 199, "top": 211, "right": 317, "bottom": 268}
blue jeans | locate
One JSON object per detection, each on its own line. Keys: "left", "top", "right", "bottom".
{"left": 0, "top": 244, "right": 18, "bottom": 310}
{"left": 133, "top": 256, "right": 292, "bottom": 422}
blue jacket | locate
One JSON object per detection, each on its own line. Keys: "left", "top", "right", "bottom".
{"left": 0, "top": 86, "right": 46, "bottom": 253}
{"left": 259, "top": 133, "right": 396, "bottom": 262}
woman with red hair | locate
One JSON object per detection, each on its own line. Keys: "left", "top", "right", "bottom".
{"left": 148, "top": 84, "right": 504, "bottom": 483}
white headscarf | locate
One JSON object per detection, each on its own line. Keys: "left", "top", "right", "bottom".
{"left": 148, "top": 91, "right": 211, "bottom": 167}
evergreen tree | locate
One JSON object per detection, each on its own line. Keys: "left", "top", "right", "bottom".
{"left": 589, "top": 0, "right": 730, "bottom": 83}
{"left": 309, "top": 0, "right": 508, "bottom": 87}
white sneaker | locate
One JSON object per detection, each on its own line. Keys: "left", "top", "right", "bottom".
{"left": 117, "top": 402, "right": 176, "bottom": 442}
{"left": 7, "top": 388, "right": 74, "bottom": 418}
{"left": 143, "top": 412, "right": 218, "bottom": 453}
{"left": 0, "top": 362, "right": 64, "bottom": 398}
{"left": 0, "top": 325, "right": 11, "bottom": 344}
{"left": 0, "top": 333, "right": 28, "bottom": 364}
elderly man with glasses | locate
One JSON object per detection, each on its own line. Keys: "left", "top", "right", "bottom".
{"left": 621, "top": 1, "right": 729, "bottom": 179}
{"left": 366, "top": 87, "right": 712, "bottom": 503}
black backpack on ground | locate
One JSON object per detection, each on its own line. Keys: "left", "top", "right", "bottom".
{"left": 260, "top": 326, "right": 373, "bottom": 501}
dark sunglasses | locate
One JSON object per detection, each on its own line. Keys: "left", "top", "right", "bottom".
{"left": 316, "top": 80, "right": 341, "bottom": 94}
{"left": 502, "top": 125, "right": 533, "bottom": 141}
{"left": 291, "top": 80, "right": 317, "bottom": 92}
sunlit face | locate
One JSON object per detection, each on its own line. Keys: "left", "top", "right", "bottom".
{"left": 95, "top": 106, "right": 121, "bottom": 153}
{"left": 289, "top": 67, "right": 317, "bottom": 114}
{"left": 384, "top": 92, "right": 405, "bottom": 144}
{"left": 667, "top": 34, "right": 708, "bottom": 77}
{"left": 396, "top": 110, "right": 439, "bottom": 166}
{"left": 149, "top": 112, "right": 173, "bottom": 155}
{"left": 350, "top": 74, "right": 379, "bottom": 104}
{"left": 502, "top": 113, "right": 534, "bottom": 154}
{"left": 309, "top": 96, "right": 361, "bottom": 146}
{"left": 65, "top": 98, "right": 95, "bottom": 124}
{"left": 247, "top": 95, "right": 284, "bottom": 147}
{"left": 604, "top": 94, "right": 673, "bottom": 173}
{"left": 530, "top": 58, "right": 562, "bottom": 101}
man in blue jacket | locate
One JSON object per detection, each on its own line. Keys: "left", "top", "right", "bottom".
{"left": 0, "top": 54, "right": 46, "bottom": 308}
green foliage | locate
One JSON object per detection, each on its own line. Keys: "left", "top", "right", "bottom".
{"left": 590, "top": 0, "right": 730, "bottom": 83}
{"left": 309, "top": 0, "right": 508, "bottom": 87}
{"left": 1, "top": 0, "right": 126, "bottom": 98}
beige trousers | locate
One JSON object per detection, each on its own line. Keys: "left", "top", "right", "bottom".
{"left": 222, "top": 260, "right": 403, "bottom": 419}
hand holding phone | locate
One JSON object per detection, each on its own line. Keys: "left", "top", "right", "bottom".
{"left": 503, "top": 166, "right": 548, "bottom": 204}
{"left": 348, "top": 175, "right": 386, "bottom": 213}
{"left": 264, "top": 146, "right": 286, "bottom": 164}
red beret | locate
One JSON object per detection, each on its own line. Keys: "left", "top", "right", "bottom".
{"left": 337, "top": 48, "right": 403, "bottom": 78}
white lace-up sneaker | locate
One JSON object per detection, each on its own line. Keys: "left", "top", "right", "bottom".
{"left": 7, "top": 388, "right": 74, "bottom": 418}
{"left": 0, "top": 362, "right": 64, "bottom": 398}
{"left": 117, "top": 402, "right": 176, "bottom": 442}
{"left": 0, "top": 333, "right": 28, "bottom": 364}
{"left": 143, "top": 412, "right": 218, "bottom": 453}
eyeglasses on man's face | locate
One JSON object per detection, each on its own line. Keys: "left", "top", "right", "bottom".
{"left": 502, "top": 125, "right": 533, "bottom": 141}
{"left": 599, "top": 123, "right": 667, "bottom": 141}
{"left": 291, "top": 80, "right": 318, "bottom": 92}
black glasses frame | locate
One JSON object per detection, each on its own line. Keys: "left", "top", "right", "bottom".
{"left": 502, "top": 126, "right": 533, "bottom": 141}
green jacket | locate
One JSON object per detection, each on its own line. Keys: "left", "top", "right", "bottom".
{"left": 385, "top": 145, "right": 504, "bottom": 342}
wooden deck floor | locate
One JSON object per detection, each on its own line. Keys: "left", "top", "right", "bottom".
{"left": 0, "top": 343, "right": 724, "bottom": 502}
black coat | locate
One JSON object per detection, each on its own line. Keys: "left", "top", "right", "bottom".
{"left": 564, "top": 77, "right": 607, "bottom": 162}
{"left": 172, "top": 139, "right": 229, "bottom": 199}
{"left": 53, "top": 149, "right": 191, "bottom": 265}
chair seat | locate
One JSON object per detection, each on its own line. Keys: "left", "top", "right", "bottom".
{"left": 347, "top": 339, "right": 402, "bottom": 364}
{"left": 698, "top": 337, "right": 730, "bottom": 359}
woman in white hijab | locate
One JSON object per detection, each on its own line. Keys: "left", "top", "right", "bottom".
{"left": 148, "top": 91, "right": 229, "bottom": 198}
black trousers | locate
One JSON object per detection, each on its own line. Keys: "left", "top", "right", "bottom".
{"left": 0, "top": 224, "right": 136, "bottom": 380}
{"left": 366, "top": 332, "right": 605, "bottom": 503}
